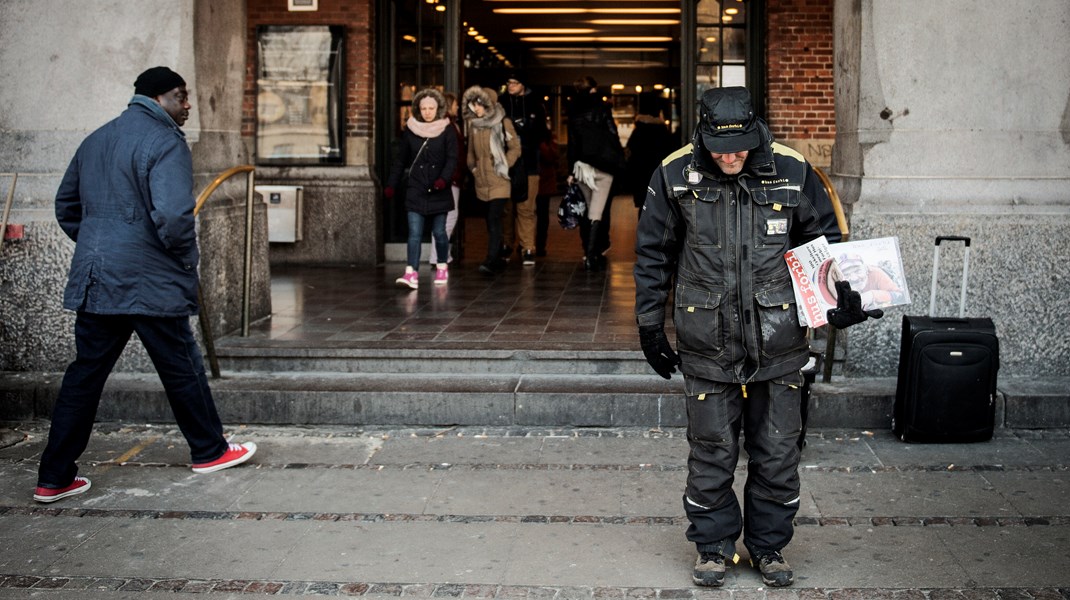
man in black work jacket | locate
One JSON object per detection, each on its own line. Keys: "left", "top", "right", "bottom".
{"left": 633, "top": 87, "right": 878, "bottom": 588}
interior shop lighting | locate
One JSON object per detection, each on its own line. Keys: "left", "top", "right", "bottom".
{"left": 588, "top": 19, "right": 680, "bottom": 25}
{"left": 513, "top": 28, "right": 597, "bottom": 34}
{"left": 520, "top": 36, "right": 673, "bottom": 42}
{"left": 494, "top": 7, "right": 678, "bottom": 14}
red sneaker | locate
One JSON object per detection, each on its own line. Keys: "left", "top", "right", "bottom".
{"left": 191, "top": 442, "right": 257, "bottom": 474}
{"left": 34, "top": 476, "right": 91, "bottom": 503}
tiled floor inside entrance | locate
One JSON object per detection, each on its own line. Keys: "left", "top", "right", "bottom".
{"left": 241, "top": 198, "right": 659, "bottom": 350}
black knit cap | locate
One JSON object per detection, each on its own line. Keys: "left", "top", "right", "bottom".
{"left": 134, "top": 66, "right": 186, "bottom": 97}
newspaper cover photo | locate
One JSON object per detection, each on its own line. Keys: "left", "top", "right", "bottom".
{"left": 784, "top": 236, "right": 911, "bottom": 328}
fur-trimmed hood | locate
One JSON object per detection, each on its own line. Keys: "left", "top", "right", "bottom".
{"left": 412, "top": 88, "right": 447, "bottom": 122}
{"left": 462, "top": 85, "right": 504, "bottom": 125}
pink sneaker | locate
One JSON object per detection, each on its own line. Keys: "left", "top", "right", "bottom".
{"left": 34, "top": 476, "right": 91, "bottom": 503}
{"left": 395, "top": 270, "right": 419, "bottom": 289}
{"left": 434, "top": 266, "right": 449, "bottom": 285}
{"left": 192, "top": 442, "right": 257, "bottom": 474}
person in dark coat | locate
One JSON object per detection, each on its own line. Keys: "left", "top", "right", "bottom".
{"left": 384, "top": 88, "right": 459, "bottom": 288}
{"left": 566, "top": 76, "right": 624, "bottom": 271}
{"left": 501, "top": 72, "right": 549, "bottom": 265}
{"left": 36, "top": 66, "right": 257, "bottom": 504}
{"left": 633, "top": 87, "right": 879, "bottom": 588}
{"left": 625, "top": 99, "right": 675, "bottom": 214}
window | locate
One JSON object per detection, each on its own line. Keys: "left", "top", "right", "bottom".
{"left": 695, "top": 0, "right": 748, "bottom": 96}
{"left": 256, "top": 25, "right": 345, "bottom": 165}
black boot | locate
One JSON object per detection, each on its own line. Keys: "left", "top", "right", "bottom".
{"left": 584, "top": 220, "right": 605, "bottom": 271}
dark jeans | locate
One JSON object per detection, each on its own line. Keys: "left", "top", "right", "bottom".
{"left": 535, "top": 194, "right": 551, "bottom": 253}
{"left": 406, "top": 211, "right": 449, "bottom": 268}
{"left": 37, "top": 312, "right": 229, "bottom": 488}
{"left": 484, "top": 197, "right": 508, "bottom": 263}
{"left": 680, "top": 375, "right": 803, "bottom": 558}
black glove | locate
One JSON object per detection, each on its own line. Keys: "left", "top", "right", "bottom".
{"left": 638, "top": 324, "right": 681, "bottom": 379}
{"left": 826, "top": 280, "right": 884, "bottom": 329}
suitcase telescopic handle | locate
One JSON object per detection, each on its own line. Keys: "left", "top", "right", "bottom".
{"left": 935, "top": 236, "right": 971, "bottom": 247}
{"left": 930, "top": 236, "right": 971, "bottom": 318}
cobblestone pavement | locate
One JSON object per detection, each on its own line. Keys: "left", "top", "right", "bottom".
{"left": 2, "top": 422, "right": 1068, "bottom": 599}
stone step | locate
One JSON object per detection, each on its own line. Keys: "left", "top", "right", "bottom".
{"left": 3, "top": 370, "right": 1065, "bottom": 430}
{"left": 213, "top": 344, "right": 653, "bottom": 375}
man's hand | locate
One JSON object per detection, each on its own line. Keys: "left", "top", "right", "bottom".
{"left": 638, "top": 324, "right": 681, "bottom": 379}
{"left": 432, "top": 178, "right": 447, "bottom": 191}
{"left": 826, "top": 280, "right": 884, "bottom": 328}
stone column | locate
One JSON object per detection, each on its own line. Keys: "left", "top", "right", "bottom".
{"left": 832, "top": 0, "right": 1070, "bottom": 377}
{"left": 0, "top": 0, "right": 268, "bottom": 372}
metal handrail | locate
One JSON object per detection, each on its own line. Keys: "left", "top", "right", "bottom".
{"left": 193, "top": 165, "right": 257, "bottom": 378}
{"left": 812, "top": 165, "right": 849, "bottom": 242}
{"left": 0, "top": 173, "right": 17, "bottom": 253}
{"left": 811, "top": 165, "right": 849, "bottom": 383}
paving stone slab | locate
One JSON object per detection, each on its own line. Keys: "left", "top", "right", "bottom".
{"left": 370, "top": 435, "right": 546, "bottom": 466}
{"left": 42, "top": 516, "right": 308, "bottom": 581}
{"left": 803, "top": 471, "right": 1016, "bottom": 519}
{"left": 233, "top": 467, "right": 447, "bottom": 515}
{"left": 426, "top": 469, "right": 624, "bottom": 517}
{"left": 980, "top": 471, "right": 1070, "bottom": 516}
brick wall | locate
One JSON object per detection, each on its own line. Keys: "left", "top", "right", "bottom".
{"left": 765, "top": 0, "right": 835, "bottom": 142}
{"left": 244, "top": 0, "right": 374, "bottom": 144}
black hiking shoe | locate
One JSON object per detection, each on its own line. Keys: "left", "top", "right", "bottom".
{"left": 692, "top": 552, "right": 726, "bottom": 587}
{"left": 751, "top": 550, "right": 793, "bottom": 587}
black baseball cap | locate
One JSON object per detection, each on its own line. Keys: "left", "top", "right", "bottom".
{"left": 697, "top": 87, "right": 760, "bottom": 154}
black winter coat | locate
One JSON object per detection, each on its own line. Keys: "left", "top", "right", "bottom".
{"left": 502, "top": 90, "right": 548, "bottom": 176}
{"left": 634, "top": 122, "right": 841, "bottom": 384}
{"left": 625, "top": 117, "right": 676, "bottom": 207}
{"left": 387, "top": 125, "right": 458, "bottom": 216}
{"left": 566, "top": 93, "right": 624, "bottom": 175}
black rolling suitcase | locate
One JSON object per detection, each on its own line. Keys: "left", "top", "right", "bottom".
{"left": 893, "top": 236, "right": 999, "bottom": 443}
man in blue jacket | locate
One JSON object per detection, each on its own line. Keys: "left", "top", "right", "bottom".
{"left": 34, "top": 67, "right": 257, "bottom": 504}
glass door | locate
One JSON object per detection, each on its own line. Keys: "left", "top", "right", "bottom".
{"left": 377, "top": 0, "right": 450, "bottom": 246}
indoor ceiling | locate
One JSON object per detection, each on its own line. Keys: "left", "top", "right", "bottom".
{"left": 461, "top": 0, "right": 684, "bottom": 87}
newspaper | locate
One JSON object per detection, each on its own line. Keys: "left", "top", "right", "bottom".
{"left": 784, "top": 235, "right": 912, "bottom": 328}
{"left": 784, "top": 236, "right": 841, "bottom": 328}
{"left": 828, "top": 236, "right": 911, "bottom": 311}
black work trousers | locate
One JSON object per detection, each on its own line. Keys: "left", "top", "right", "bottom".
{"left": 681, "top": 374, "right": 803, "bottom": 559}
{"left": 37, "top": 312, "right": 229, "bottom": 488}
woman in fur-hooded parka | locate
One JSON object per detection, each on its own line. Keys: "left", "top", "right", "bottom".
{"left": 385, "top": 88, "right": 458, "bottom": 217}
{"left": 385, "top": 88, "right": 458, "bottom": 283}
{"left": 462, "top": 85, "right": 521, "bottom": 201}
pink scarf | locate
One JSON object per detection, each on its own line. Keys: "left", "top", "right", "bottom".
{"left": 407, "top": 116, "right": 450, "bottom": 138}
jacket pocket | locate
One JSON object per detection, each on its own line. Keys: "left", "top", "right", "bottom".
{"left": 754, "top": 281, "right": 806, "bottom": 359}
{"left": 674, "top": 283, "right": 725, "bottom": 359}
{"left": 751, "top": 185, "right": 800, "bottom": 248}
{"left": 676, "top": 186, "right": 722, "bottom": 248}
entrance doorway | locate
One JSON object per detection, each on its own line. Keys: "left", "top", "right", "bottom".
{"left": 377, "top": 0, "right": 762, "bottom": 261}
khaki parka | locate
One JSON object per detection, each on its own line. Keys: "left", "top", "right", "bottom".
{"left": 462, "top": 85, "right": 521, "bottom": 201}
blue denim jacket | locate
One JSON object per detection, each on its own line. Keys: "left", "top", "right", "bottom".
{"left": 55, "top": 96, "right": 199, "bottom": 317}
